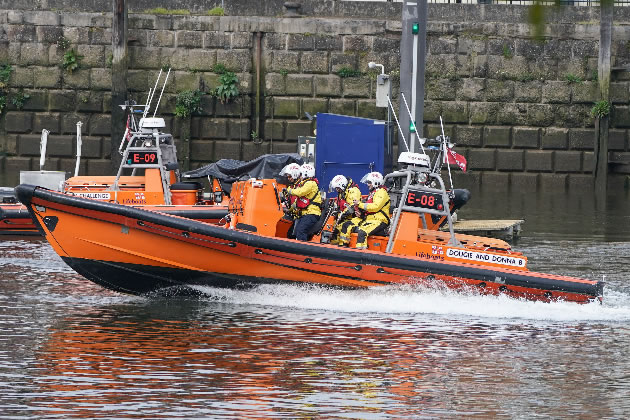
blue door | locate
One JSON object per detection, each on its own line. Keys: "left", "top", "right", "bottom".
{"left": 316, "top": 113, "right": 390, "bottom": 196}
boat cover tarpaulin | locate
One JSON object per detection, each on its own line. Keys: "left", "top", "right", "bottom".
{"left": 181, "top": 154, "right": 303, "bottom": 194}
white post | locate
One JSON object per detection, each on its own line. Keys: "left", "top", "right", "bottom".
{"left": 39, "top": 129, "right": 49, "bottom": 172}
{"left": 74, "top": 122, "right": 83, "bottom": 177}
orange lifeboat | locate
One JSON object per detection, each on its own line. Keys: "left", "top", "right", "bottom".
{"left": 15, "top": 151, "right": 603, "bottom": 303}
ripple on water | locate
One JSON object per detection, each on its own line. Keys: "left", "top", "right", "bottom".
{"left": 1, "top": 235, "right": 630, "bottom": 418}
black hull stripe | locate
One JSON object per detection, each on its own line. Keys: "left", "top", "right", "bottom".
{"left": 18, "top": 185, "right": 603, "bottom": 298}
{"left": 0, "top": 207, "right": 32, "bottom": 219}
{"left": 62, "top": 257, "right": 356, "bottom": 296}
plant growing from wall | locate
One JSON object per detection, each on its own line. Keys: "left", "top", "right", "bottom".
{"left": 62, "top": 49, "right": 83, "bottom": 73}
{"left": 337, "top": 67, "right": 362, "bottom": 78}
{"left": 502, "top": 45, "right": 513, "bottom": 59}
{"left": 144, "top": 8, "right": 190, "bottom": 15}
{"left": 0, "top": 63, "right": 12, "bottom": 114}
{"left": 565, "top": 74, "right": 582, "bottom": 84}
{"left": 175, "top": 89, "right": 204, "bottom": 118}
{"left": 212, "top": 63, "right": 228, "bottom": 74}
{"left": 591, "top": 100, "right": 611, "bottom": 119}
{"left": 57, "top": 36, "right": 70, "bottom": 50}
{"left": 0, "top": 63, "right": 12, "bottom": 89}
{"left": 214, "top": 71, "right": 239, "bottom": 104}
{"left": 207, "top": 7, "right": 224, "bottom": 16}
{"left": 11, "top": 90, "right": 30, "bottom": 110}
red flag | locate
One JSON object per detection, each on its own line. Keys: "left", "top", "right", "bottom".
{"left": 124, "top": 115, "right": 132, "bottom": 142}
{"left": 445, "top": 147, "right": 467, "bottom": 172}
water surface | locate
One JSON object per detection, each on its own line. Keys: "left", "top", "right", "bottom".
{"left": 0, "top": 188, "right": 629, "bottom": 418}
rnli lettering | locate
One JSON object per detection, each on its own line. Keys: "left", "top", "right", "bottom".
{"left": 121, "top": 199, "right": 147, "bottom": 204}
{"left": 447, "top": 248, "right": 525, "bottom": 267}
{"left": 415, "top": 251, "right": 444, "bottom": 261}
{"left": 72, "top": 192, "right": 111, "bottom": 200}
{"left": 120, "top": 192, "right": 147, "bottom": 205}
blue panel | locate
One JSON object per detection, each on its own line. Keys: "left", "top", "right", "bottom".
{"left": 315, "top": 113, "right": 389, "bottom": 196}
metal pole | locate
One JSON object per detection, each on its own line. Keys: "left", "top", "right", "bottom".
{"left": 416, "top": 0, "right": 427, "bottom": 146}
{"left": 399, "top": 0, "right": 427, "bottom": 155}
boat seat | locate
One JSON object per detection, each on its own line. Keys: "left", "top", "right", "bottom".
{"left": 307, "top": 199, "right": 332, "bottom": 239}
{"left": 170, "top": 181, "right": 203, "bottom": 190}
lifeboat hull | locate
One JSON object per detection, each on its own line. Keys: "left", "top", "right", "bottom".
{"left": 16, "top": 184, "right": 604, "bottom": 303}
{"left": 0, "top": 203, "right": 39, "bottom": 235}
{"left": 0, "top": 202, "right": 227, "bottom": 237}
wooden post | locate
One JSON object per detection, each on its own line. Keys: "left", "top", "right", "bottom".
{"left": 595, "top": 2, "right": 613, "bottom": 191}
{"left": 111, "top": 0, "right": 128, "bottom": 173}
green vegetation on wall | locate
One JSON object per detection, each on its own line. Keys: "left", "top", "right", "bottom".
{"left": 214, "top": 71, "right": 239, "bottom": 104}
{"left": 0, "top": 63, "right": 13, "bottom": 114}
{"left": 337, "top": 67, "right": 362, "bottom": 78}
{"left": 175, "top": 90, "right": 204, "bottom": 118}
{"left": 62, "top": 49, "right": 83, "bottom": 73}
{"left": 144, "top": 8, "right": 190, "bottom": 15}
{"left": 207, "top": 7, "right": 224, "bottom": 16}
{"left": 591, "top": 100, "right": 611, "bottom": 118}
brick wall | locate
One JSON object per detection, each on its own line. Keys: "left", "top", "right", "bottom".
{"left": 1, "top": 1, "right": 629, "bottom": 189}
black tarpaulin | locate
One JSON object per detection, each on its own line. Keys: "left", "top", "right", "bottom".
{"left": 181, "top": 153, "right": 303, "bottom": 194}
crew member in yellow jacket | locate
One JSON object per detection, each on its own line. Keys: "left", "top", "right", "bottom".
{"left": 353, "top": 171, "right": 390, "bottom": 249}
{"left": 286, "top": 163, "right": 322, "bottom": 241}
{"left": 279, "top": 162, "right": 302, "bottom": 239}
{"left": 329, "top": 175, "right": 362, "bottom": 246}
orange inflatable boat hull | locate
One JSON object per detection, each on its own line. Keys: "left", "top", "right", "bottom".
{"left": 16, "top": 184, "right": 603, "bottom": 304}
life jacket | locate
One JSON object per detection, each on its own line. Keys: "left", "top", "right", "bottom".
{"left": 284, "top": 180, "right": 297, "bottom": 205}
{"left": 295, "top": 178, "right": 322, "bottom": 210}
{"left": 335, "top": 181, "right": 359, "bottom": 211}
{"left": 364, "top": 186, "right": 390, "bottom": 223}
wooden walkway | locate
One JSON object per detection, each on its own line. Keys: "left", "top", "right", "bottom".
{"left": 448, "top": 219, "right": 524, "bottom": 241}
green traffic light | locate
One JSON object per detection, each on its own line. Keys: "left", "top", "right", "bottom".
{"left": 412, "top": 22, "right": 419, "bottom": 35}
{"left": 409, "top": 121, "right": 416, "bottom": 133}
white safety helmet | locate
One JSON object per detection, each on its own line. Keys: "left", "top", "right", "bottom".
{"left": 300, "top": 163, "right": 316, "bottom": 179}
{"left": 328, "top": 175, "right": 348, "bottom": 193}
{"left": 280, "top": 163, "right": 301, "bottom": 181}
{"left": 360, "top": 172, "right": 384, "bottom": 189}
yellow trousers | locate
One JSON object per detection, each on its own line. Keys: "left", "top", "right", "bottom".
{"left": 336, "top": 217, "right": 362, "bottom": 246}
{"left": 355, "top": 220, "right": 388, "bottom": 249}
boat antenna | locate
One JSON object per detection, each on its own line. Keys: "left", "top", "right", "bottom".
{"left": 401, "top": 93, "right": 425, "bottom": 154}
{"left": 153, "top": 67, "right": 171, "bottom": 118}
{"left": 387, "top": 95, "right": 409, "bottom": 152}
{"left": 74, "top": 121, "right": 82, "bottom": 177}
{"left": 440, "top": 116, "right": 454, "bottom": 190}
{"left": 143, "top": 69, "right": 163, "bottom": 119}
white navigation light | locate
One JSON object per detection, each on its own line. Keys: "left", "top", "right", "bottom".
{"left": 398, "top": 152, "right": 430, "bottom": 167}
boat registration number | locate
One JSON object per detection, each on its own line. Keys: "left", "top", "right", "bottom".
{"left": 127, "top": 151, "right": 158, "bottom": 165}
{"left": 406, "top": 190, "right": 443, "bottom": 210}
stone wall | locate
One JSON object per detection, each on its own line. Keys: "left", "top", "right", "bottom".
{"left": 1, "top": 1, "right": 629, "bottom": 189}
